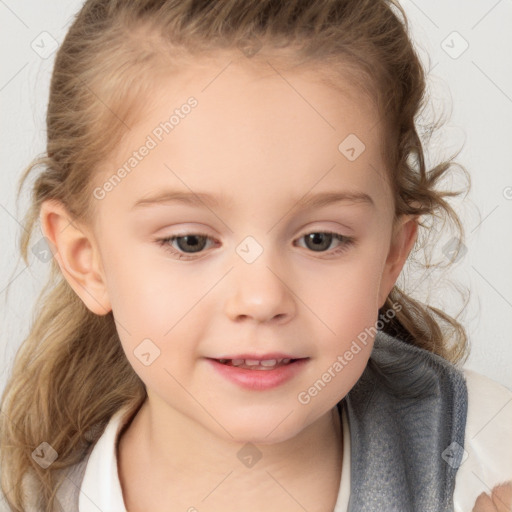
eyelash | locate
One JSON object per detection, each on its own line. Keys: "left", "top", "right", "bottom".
{"left": 155, "top": 230, "right": 355, "bottom": 260}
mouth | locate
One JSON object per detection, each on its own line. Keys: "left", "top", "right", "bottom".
{"left": 213, "top": 357, "right": 304, "bottom": 370}
{"left": 207, "top": 356, "right": 309, "bottom": 390}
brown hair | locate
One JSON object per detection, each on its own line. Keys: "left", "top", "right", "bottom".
{"left": 0, "top": 0, "right": 470, "bottom": 509}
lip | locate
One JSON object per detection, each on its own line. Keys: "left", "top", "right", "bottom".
{"left": 206, "top": 357, "right": 309, "bottom": 391}
{"left": 213, "top": 352, "right": 301, "bottom": 360}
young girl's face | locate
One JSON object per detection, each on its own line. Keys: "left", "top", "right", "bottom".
{"left": 69, "top": 54, "right": 414, "bottom": 443}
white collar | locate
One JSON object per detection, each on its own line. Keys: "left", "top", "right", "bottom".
{"left": 79, "top": 403, "right": 351, "bottom": 512}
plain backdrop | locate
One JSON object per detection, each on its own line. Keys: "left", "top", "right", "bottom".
{"left": 1, "top": 0, "right": 511, "bottom": 395}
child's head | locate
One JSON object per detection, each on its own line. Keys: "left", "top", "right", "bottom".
{"left": 2, "top": 0, "right": 469, "bottom": 509}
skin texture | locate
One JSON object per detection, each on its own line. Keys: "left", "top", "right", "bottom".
{"left": 40, "top": 55, "right": 417, "bottom": 511}
{"left": 473, "top": 482, "right": 512, "bottom": 512}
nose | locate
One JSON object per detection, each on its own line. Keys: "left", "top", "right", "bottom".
{"left": 223, "top": 258, "right": 296, "bottom": 325}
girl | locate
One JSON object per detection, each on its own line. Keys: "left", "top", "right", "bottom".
{"left": 1, "top": 0, "right": 511, "bottom": 511}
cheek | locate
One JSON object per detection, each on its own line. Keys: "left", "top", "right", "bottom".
{"left": 303, "top": 251, "right": 384, "bottom": 382}
{"left": 307, "top": 255, "right": 384, "bottom": 331}
{"left": 301, "top": 279, "right": 379, "bottom": 411}
{"left": 102, "top": 242, "right": 187, "bottom": 325}
{"left": 102, "top": 246, "right": 206, "bottom": 367}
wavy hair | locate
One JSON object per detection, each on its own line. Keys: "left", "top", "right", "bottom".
{"left": 0, "top": 0, "right": 470, "bottom": 509}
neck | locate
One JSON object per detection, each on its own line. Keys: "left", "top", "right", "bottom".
{"left": 117, "top": 399, "right": 343, "bottom": 512}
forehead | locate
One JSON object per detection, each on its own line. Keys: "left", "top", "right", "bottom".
{"left": 94, "top": 55, "right": 390, "bottom": 217}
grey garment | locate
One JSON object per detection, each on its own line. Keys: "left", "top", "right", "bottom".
{"left": 54, "top": 330, "right": 468, "bottom": 511}
{"left": 344, "top": 330, "right": 468, "bottom": 512}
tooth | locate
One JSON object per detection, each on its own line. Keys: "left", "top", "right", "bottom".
{"left": 245, "top": 359, "right": 261, "bottom": 366}
{"left": 282, "top": 358, "right": 291, "bottom": 364}
{"left": 231, "top": 359, "right": 245, "bottom": 366}
{"left": 260, "top": 359, "right": 277, "bottom": 367}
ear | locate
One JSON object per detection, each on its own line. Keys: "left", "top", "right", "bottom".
{"left": 39, "top": 199, "right": 112, "bottom": 315}
{"left": 378, "top": 214, "right": 418, "bottom": 309}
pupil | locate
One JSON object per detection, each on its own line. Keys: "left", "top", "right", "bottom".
{"left": 179, "top": 235, "right": 206, "bottom": 253}
{"left": 306, "top": 233, "right": 332, "bottom": 251}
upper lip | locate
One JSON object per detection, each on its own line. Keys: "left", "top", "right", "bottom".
{"left": 208, "top": 353, "right": 307, "bottom": 360}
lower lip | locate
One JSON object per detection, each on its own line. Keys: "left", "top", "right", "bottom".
{"left": 206, "top": 358, "right": 309, "bottom": 390}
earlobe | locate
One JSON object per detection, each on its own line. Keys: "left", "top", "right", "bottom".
{"left": 378, "top": 215, "right": 418, "bottom": 308}
{"left": 39, "top": 199, "right": 112, "bottom": 315}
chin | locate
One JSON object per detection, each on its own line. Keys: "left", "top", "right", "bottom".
{"left": 229, "top": 427, "right": 298, "bottom": 446}
{"left": 210, "top": 412, "right": 309, "bottom": 446}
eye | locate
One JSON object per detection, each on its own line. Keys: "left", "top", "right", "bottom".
{"left": 294, "top": 231, "right": 355, "bottom": 257}
{"left": 155, "top": 233, "right": 216, "bottom": 260}
{"left": 155, "top": 230, "right": 355, "bottom": 260}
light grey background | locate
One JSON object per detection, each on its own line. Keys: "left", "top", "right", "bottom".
{"left": 1, "top": 0, "right": 511, "bottom": 394}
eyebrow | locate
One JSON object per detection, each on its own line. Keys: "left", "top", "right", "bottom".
{"left": 131, "top": 189, "right": 375, "bottom": 211}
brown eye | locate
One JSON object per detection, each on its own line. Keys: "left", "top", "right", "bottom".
{"left": 296, "top": 231, "right": 354, "bottom": 256}
{"left": 172, "top": 234, "right": 209, "bottom": 253}
{"left": 303, "top": 232, "right": 335, "bottom": 252}
{"left": 156, "top": 232, "right": 216, "bottom": 259}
